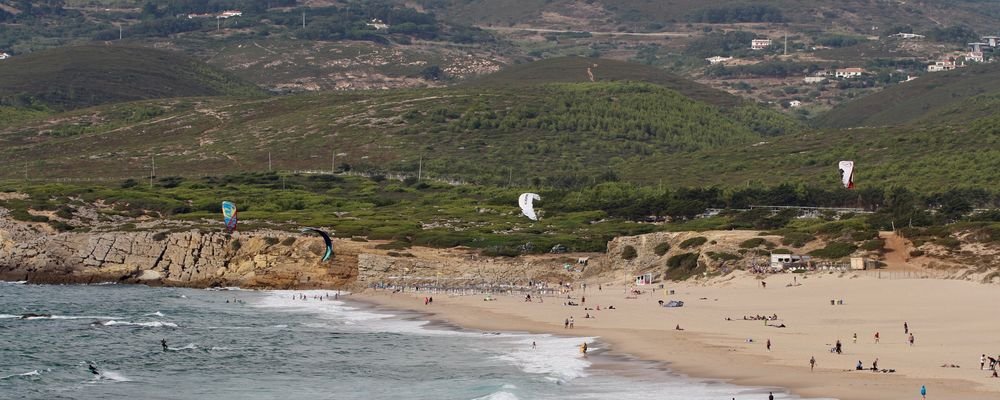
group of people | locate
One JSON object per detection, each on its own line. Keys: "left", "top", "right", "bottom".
{"left": 980, "top": 354, "right": 1000, "bottom": 377}
{"left": 290, "top": 293, "right": 337, "bottom": 301}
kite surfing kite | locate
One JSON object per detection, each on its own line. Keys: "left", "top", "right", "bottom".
{"left": 301, "top": 228, "right": 334, "bottom": 262}
{"left": 518, "top": 193, "right": 541, "bottom": 221}
{"left": 838, "top": 161, "right": 855, "bottom": 189}
{"left": 221, "top": 201, "right": 238, "bottom": 232}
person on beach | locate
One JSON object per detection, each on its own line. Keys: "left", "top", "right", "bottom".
{"left": 872, "top": 358, "right": 879, "bottom": 371}
{"left": 810, "top": 356, "right": 816, "bottom": 371}
{"left": 982, "top": 354, "right": 987, "bottom": 370}
{"left": 532, "top": 341, "right": 536, "bottom": 349}
{"left": 856, "top": 360, "right": 863, "bottom": 370}
{"left": 835, "top": 340, "right": 842, "bottom": 354}
{"left": 920, "top": 384, "right": 926, "bottom": 399}
{"left": 88, "top": 363, "right": 99, "bottom": 375}
{"left": 904, "top": 322, "right": 909, "bottom": 334}
{"left": 161, "top": 339, "right": 168, "bottom": 352}
{"left": 766, "top": 339, "right": 771, "bottom": 351}
{"left": 874, "top": 331, "right": 879, "bottom": 344}
{"left": 852, "top": 333, "right": 857, "bottom": 344}
{"left": 909, "top": 333, "right": 915, "bottom": 346}
{"left": 762, "top": 281, "right": 767, "bottom": 289}
{"left": 569, "top": 317, "right": 574, "bottom": 328}
{"left": 580, "top": 342, "right": 588, "bottom": 355}
{"left": 768, "top": 392, "right": 774, "bottom": 400}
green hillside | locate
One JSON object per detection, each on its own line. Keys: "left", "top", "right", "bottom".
{"left": 430, "top": 0, "right": 1000, "bottom": 33}
{"left": 465, "top": 56, "right": 741, "bottom": 108}
{"left": 0, "top": 45, "right": 263, "bottom": 111}
{"left": 0, "top": 80, "right": 799, "bottom": 186}
{"left": 815, "top": 63, "right": 1000, "bottom": 129}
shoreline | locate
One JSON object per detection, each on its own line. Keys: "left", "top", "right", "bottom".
{"left": 350, "top": 274, "right": 1000, "bottom": 400}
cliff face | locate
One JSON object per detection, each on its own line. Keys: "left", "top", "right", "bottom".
{"left": 0, "top": 210, "right": 356, "bottom": 288}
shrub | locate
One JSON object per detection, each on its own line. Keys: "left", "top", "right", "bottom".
{"left": 935, "top": 237, "right": 961, "bottom": 249}
{"left": 48, "top": 220, "right": 74, "bottom": 232}
{"left": 909, "top": 250, "right": 925, "bottom": 257}
{"left": 351, "top": 236, "right": 369, "bottom": 242}
{"left": 375, "top": 241, "right": 412, "bottom": 250}
{"left": 263, "top": 237, "right": 280, "bottom": 246}
{"left": 850, "top": 230, "right": 878, "bottom": 241}
{"left": 621, "top": 245, "right": 638, "bottom": 260}
{"left": 55, "top": 206, "right": 74, "bottom": 220}
{"left": 231, "top": 239, "right": 242, "bottom": 250}
{"left": 707, "top": 251, "right": 740, "bottom": 261}
{"left": 482, "top": 246, "right": 521, "bottom": 257}
{"left": 861, "top": 239, "right": 885, "bottom": 251}
{"left": 781, "top": 232, "right": 815, "bottom": 247}
{"left": 665, "top": 252, "right": 704, "bottom": 280}
{"left": 11, "top": 209, "right": 48, "bottom": 223}
{"left": 654, "top": 242, "right": 671, "bottom": 256}
{"left": 739, "top": 238, "right": 766, "bottom": 248}
{"left": 152, "top": 232, "right": 168, "bottom": 241}
{"left": 808, "top": 242, "right": 857, "bottom": 259}
{"left": 679, "top": 236, "right": 708, "bottom": 249}
{"left": 281, "top": 237, "right": 297, "bottom": 246}
{"left": 121, "top": 179, "right": 138, "bottom": 188}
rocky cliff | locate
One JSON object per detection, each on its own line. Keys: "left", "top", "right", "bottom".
{"left": 0, "top": 209, "right": 357, "bottom": 288}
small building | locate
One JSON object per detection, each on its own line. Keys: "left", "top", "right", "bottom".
{"left": 751, "top": 39, "right": 772, "bottom": 50}
{"left": 803, "top": 76, "right": 826, "bottom": 83}
{"left": 770, "top": 254, "right": 812, "bottom": 270}
{"left": 890, "top": 32, "right": 925, "bottom": 39}
{"left": 367, "top": 18, "right": 390, "bottom": 30}
{"left": 635, "top": 273, "right": 652, "bottom": 285}
{"left": 835, "top": 68, "right": 865, "bottom": 78}
{"left": 219, "top": 10, "right": 242, "bottom": 18}
{"left": 983, "top": 36, "right": 1000, "bottom": 47}
{"left": 966, "top": 51, "right": 985, "bottom": 63}
{"left": 789, "top": 100, "right": 802, "bottom": 108}
{"left": 705, "top": 56, "right": 733, "bottom": 65}
{"left": 187, "top": 13, "right": 213, "bottom": 19}
{"left": 928, "top": 60, "right": 957, "bottom": 72}
{"left": 968, "top": 42, "right": 988, "bottom": 53}
{"left": 0, "top": 52, "right": 9, "bottom": 60}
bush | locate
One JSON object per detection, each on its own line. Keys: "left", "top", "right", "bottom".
{"left": 375, "top": 241, "right": 412, "bottom": 250}
{"left": 55, "top": 206, "right": 74, "bottom": 220}
{"left": 281, "top": 237, "right": 297, "bottom": 246}
{"left": 48, "top": 220, "right": 74, "bottom": 232}
{"left": 781, "top": 232, "right": 815, "bottom": 247}
{"left": 808, "top": 242, "right": 857, "bottom": 259}
{"left": 861, "top": 239, "right": 885, "bottom": 251}
{"left": 850, "top": 230, "right": 879, "bottom": 241}
{"left": 739, "top": 238, "right": 766, "bottom": 248}
{"left": 654, "top": 242, "right": 671, "bottom": 256}
{"left": 351, "top": 236, "right": 369, "bottom": 242}
{"left": 909, "top": 250, "right": 925, "bottom": 257}
{"left": 231, "top": 239, "right": 242, "bottom": 250}
{"left": 264, "top": 237, "right": 280, "bottom": 246}
{"left": 11, "top": 209, "right": 48, "bottom": 223}
{"left": 935, "top": 237, "right": 961, "bottom": 249}
{"left": 482, "top": 246, "right": 521, "bottom": 257}
{"left": 121, "top": 179, "right": 139, "bottom": 188}
{"left": 707, "top": 251, "right": 740, "bottom": 261}
{"left": 665, "top": 252, "right": 704, "bottom": 280}
{"left": 152, "top": 232, "right": 168, "bottom": 241}
{"left": 621, "top": 245, "right": 638, "bottom": 260}
{"left": 680, "top": 236, "right": 708, "bottom": 249}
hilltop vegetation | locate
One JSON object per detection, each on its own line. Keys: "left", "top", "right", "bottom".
{"left": 0, "top": 79, "right": 800, "bottom": 187}
{"left": 815, "top": 63, "right": 1000, "bottom": 129}
{"left": 0, "top": 45, "right": 262, "bottom": 111}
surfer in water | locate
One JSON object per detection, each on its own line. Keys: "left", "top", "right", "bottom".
{"left": 161, "top": 338, "right": 168, "bottom": 351}
{"left": 88, "top": 364, "right": 99, "bottom": 375}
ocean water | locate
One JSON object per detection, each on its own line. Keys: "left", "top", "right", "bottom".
{"left": 0, "top": 282, "right": 828, "bottom": 400}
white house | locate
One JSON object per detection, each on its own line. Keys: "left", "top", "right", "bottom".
{"left": 705, "top": 56, "right": 733, "bottom": 65}
{"left": 0, "top": 52, "right": 10, "bottom": 60}
{"left": 803, "top": 76, "right": 826, "bottom": 83}
{"left": 751, "top": 39, "right": 772, "bottom": 50}
{"left": 983, "top": 36, "right": 1000, "bottom": 47}
{"left": 966, "top": 51, "right": 985, "bottom": 63}
{"left": 927, "top": 60, "right": 957, "bottom": 72}
{"left": 890, "top": 32, "right": 925, "bottom": 39}
{"left": 835, "top": 68, "right": 865, "bottom": 78}
{"left": 219, "top": 10, "right": 242, "bottom": 18}
{"left": 789, "top": 100, "right": 802, "bottom": 108}
{"left": 770, "top": 254, "right": 812, "bottom": 270}
{"left": 367, "top": 19, "right": 390, "bottom": 30}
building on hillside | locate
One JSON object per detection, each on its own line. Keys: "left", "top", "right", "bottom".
{"left": 803, "top": 76, "right": 826, "bottom": 83}
{"left": 966, "top": 51, "right": 985, "bottom": 63}
{"left": 890, "top": 32, "right": 925, "bottom": 39}
{"left": 751, "top": 39, "right": 772, "bottom": 50}
{"left": 834, "top": 67, "right": 865, "bottom": 78}
{"left": 968, "top": 42, "right": 988, "bottom": 53}
{"left": 187, "top": 13, "right": 213, "bottom": 19}
{"left": 367, "top": 19, "right": 390, "bottom": 30}
{"left": 904, "top": 75, "right": 918, "bottom": 82}
{"left": 927, "top": 60, "right": 957, "bottom": 72}
{"left": 789, "top": 100, "right": 802, "bottom": 108}
{"left": 0, "top": 52, "right": 9, "bottom": 60}
{"left": 219, "top": 10, "right": 242, "bottom": 18}
{"left": 705, "top": 56, "right": 733, "bottom": 65}
{"left": 983, "top": 36, "right": 1000, "bottom": 47}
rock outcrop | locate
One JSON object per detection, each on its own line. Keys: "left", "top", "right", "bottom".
{"left": 0, "top": 209, "right": 356, "bottom": 288}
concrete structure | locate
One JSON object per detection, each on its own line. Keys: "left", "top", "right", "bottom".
{"left": 0, "top": 52, "right": 9, "bottom": 60}
{"left": 890, "top": 32, "right": 925, "bottom": 39}
{"left": 705, "top": 56, "right": 733, "bottom": 65}
{"left": 751, "top": 39, "right": 772, "bottom": 50}
{"left": 969, "top": 42, "right": 988, "bottom": 53}
{"left": 983, "top": 36, "right": 1000, "bottom": 47}
{"left": 967, "top": 51, "right": 985, "bottom": 63}
{"left": 789, "top": 100, "right": 802, "bottom": 108}
{"left": 835, "top": 68, "right": 865, "bottom": 78}
{"left": 803, "top": 76, "right": 826, "bottom": 83}
{"left": 367, "top": 19, "right": 390, "bottom": 30}
{"left": 219, "top": 10, "right": 242, "bottom": 18}
{"left": 770, "top": 254, "right": 812, "bottom": 270}
{"left": 928, "top": 60, "right": 957, "bottom": 72}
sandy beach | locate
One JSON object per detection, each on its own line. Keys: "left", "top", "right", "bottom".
{"left": 356, "top": 272, "right": 1000, "bottom": 399}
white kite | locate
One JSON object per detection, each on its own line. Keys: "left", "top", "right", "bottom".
{"left": 838, "top": 160, "right": 855, "bottom": 189}
{"left": 518, "top": 193, "right": 541, "bottom": 221}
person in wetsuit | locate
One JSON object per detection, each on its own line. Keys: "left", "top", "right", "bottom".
{"left": 88, "top": 364, "right": 99, "bottom": 375}
{"left": 161, "top": 339, "right": 168, "bottom": 351}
